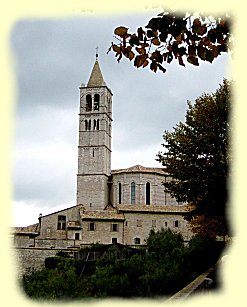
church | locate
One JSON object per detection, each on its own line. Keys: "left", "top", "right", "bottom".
{"left": 13, "top": 55, "right": 193, "bottom": 273}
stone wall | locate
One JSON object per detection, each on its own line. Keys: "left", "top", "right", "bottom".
{"left": 14, "top": 247, "right": 73, "bottom": 277}
{"left": 123, "top": 211, "right": 193, "bottom": 245}
{"left": 80, "top": 219, "right": 124, "bottom": 245}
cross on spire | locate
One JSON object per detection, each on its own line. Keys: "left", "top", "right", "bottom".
{"left": 96, "top": 46, "right": 99, "bottom": 60}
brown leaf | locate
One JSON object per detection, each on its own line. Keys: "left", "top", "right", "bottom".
{"left": 112, "top": 44, "right": 121, "bottom": 54}
{"left": 114, "top": 26, "right": 128, "bottom": 38}
{"left": 187, "top": 55, "right": 199, "bottom": 66}
{"left": 128, "top": 51, "right": 135, "bottom": 61}
{"left": 142, "top": 59, "right": 149, "bottom": 68}
{"left": 178, "top": 55, "right": 185, "bottom": 66}
{"left": 152, "top": 38, "right": 160, "bottom": 46}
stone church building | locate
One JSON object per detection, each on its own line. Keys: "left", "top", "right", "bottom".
{"left": 13, "top": 56, "right": 193, "bottom": 273}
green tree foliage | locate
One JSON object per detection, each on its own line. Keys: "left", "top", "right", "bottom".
{"left": 157, "top": 79, "right": 231, "bottom": 238}
{"left": 146, "top": 228, "right": 184, "bottom": 259}
{"left": 21, "top": 230, "right": 225, "bottom": 300}
{"left": 22, "top": 260, "right": 81, "bottom": 300}
{"left": 108, "top": 10, "right": 232, "bottom": 73}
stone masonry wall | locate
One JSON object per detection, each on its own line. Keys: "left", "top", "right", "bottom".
{"left": 123, "top": 212, "right": 193, "bottom": 246}
{"left": 14, "top": 247, "right": 70, "bottom": 277}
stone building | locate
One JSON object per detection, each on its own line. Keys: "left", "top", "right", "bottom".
{"left": 13, "top": 55, "right": 193, "bottom": 274}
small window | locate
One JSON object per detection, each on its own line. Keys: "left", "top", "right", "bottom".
{"left": 112, "top": 238, "right": 117, "bottom": 244}
{"left": 111, "top": 223, "right": 118, "bottom": 232}
{"left": 134, "top": 237, "right": 141, "bottom": 245}
{"left": 174, "top": 220, "right": 179, "bottom": 228}
{"left": 57, "top": 215, "right": 66, "bottom": 230}
{"left": 137, "top": 220, "right": 142, "bottom": 227}
{"left": 164, "top": 221, "right": 168, "bottom": 227}
{"left": 89, "top": 222, "right": 95, "bottom": 231}
{"left": 131, "top": 182, "right": 135, "bottom": 204}
{"left": 75, "top": 233, "right": 80, "bottom": 240}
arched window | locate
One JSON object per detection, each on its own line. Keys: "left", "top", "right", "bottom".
{"left": 146, "top": 182, "right": 151, "bottom": 205}
{"left": 94, "top": 94, "right": 100, "bottom": 110}
{"left": 118, "top": 182, "right": 122, "bottom": 204}
{"left": 85, "top": 120, "right": 88, "bottom": 131}
{"left": 88, "top": 120, "right": 91, "bottom": 130}
{"left": 131, "top": 182, "right": 135, "bottom": 204}
{"left": 97, "top": 119, "right": 100, "bottom": 130}
{"left": 86, "top": 94, "right": 92, "bottom": 112}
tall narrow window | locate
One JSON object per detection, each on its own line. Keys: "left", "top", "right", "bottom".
{"left": 174, "top": 220, "right": 179, "bottom": 228}
{"left": 131, "top": 182, "right": 135, "bottom": 204}
{"left": 89, "top": 222, "right": 95, "bottom": 231}
{"left": 96, "top": 119, "right": 100, "bottom": 130}
{"left": 86, "top": 94, "right": 92, "bottom": 111}
{"left": 118, "top": 182, "right": 122, "bottom": 204}
{"left": 93, "top": 119, "right": 97, "bottom": 130}
{"left": 94, "top": 94, "right": 100, "bottom": 110}
{"left": 85, "top": 120, "right": 88, "bottom": 131}
{"left": 88, "top": 120, "right": 91, "bottom": 130}
{"left": 57, "top": 215, "right": 66, "bottom": 230}
{"left": 146, "top": 182, "right": 151, "bottom": 205}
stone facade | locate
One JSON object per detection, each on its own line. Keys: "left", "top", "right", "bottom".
{"left": 13, "top": 57, "right": 193, "bottom": 275}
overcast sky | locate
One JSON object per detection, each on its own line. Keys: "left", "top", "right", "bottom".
{"left": 11, "top": 10, "right": 231, "bottom": 226}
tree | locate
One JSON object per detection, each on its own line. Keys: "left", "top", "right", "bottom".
{"left": 108, "top": 10, "right": 232, "bottom": 73}
{"left": 157, "top": 79, "right": 231, "bottom": 238}
{"left": 145, "top": 228, "right": 184, "bottom": 260}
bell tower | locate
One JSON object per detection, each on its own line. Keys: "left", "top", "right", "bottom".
{"left": 76, "top": 54, "right": 113, "bottom": 211}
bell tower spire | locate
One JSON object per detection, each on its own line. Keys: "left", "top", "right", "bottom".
{"left": 76, "top": 55, "right": 113, "bottom": 211}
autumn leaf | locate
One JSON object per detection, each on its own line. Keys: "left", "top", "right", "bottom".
{"left": 114, "top": 26, "right": 129, "bottom": 38}
{"left": 187, "top": 55, "right": 199, "bottom": 66}
{"left": 127, "top": 50, "right": 135, "bottom": 61}
{"left": 152, "top": 38, "right": 161, "bottom": 46}
{"left": 112, "top": 44, "right": 121, "bottom": 54}
{"left": 178, "top": 55, "right": 185, "bottom": 66}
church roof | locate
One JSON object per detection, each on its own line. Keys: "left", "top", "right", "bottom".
{"left": 112, "top": 165, "right": 166, "bottom": 175}
{"left": 80, "top": 210, "right": 124, "bottom": 221}
{"left": 13, "top": 223, "right": 40, "bottom": 235}
{"left": 117, "top": 204, "right": 188, "bottom": 214}
{"left": 87, "top": 59, "right": 106, "bottom": 87}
